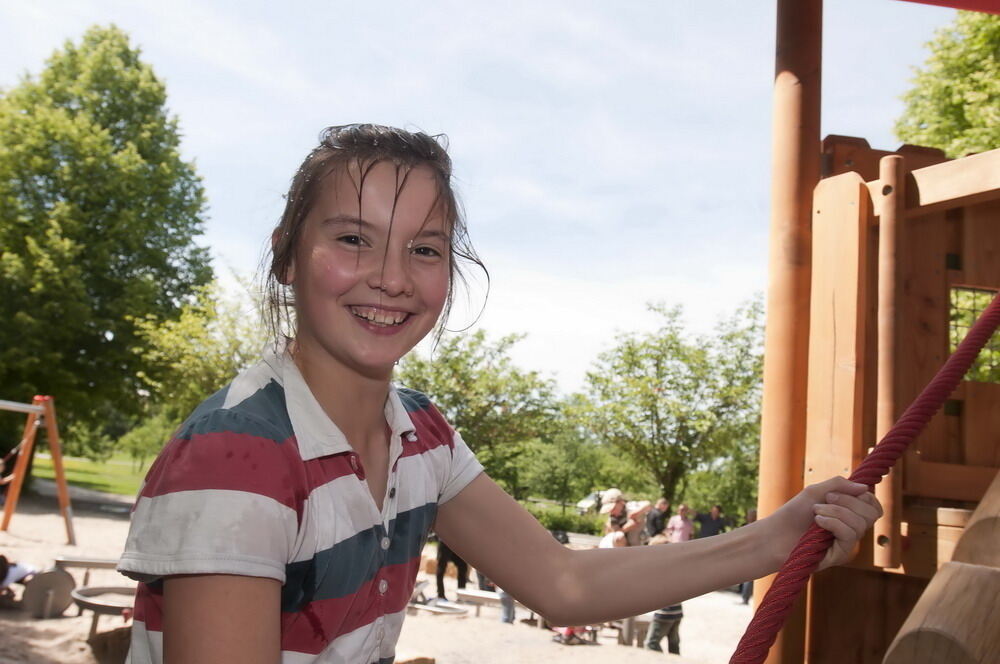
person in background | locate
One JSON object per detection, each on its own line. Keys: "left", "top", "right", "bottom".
{"left": 435, "top": 539, "right": 468, "bottom": 600}
{"left": 624, "top": 501, "right": 653, "bottom": 547}
{"left": 666, "top": 504, "right": 694, "bottom": 543}
{"left": 644, "top": 498, "right": 670, "bottom": 541}
{"left": 600, "top": 488, "right": 628, "bottom": 532}
{"left": 694, "top": 504, "right": 729, "bottom": 538}
{"left": 0, "top": 554, "right": 37, "bottom": 605}
{"left": 740, "top": 508, "right": 759, "bottom": 604}
{"left": 644, "top": 534, "right": 683, "bottom": 655}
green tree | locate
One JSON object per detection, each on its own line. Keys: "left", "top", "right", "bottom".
{"left": 107, "top": 282, "right": 262, "bottom": 465}
{"left": 949, "top": 286, "right": 1000, "bottom": 383}
{"left": 521, "top": 431, "right": 599, "bottom": 512}
{"left": 0, "top": 25, "right": 212, "bottom": 450}
{"left": 896, "top": 11, "right": 1000, "bottom": 157}
{"left": 396, "top": 331, "right": 559, "bottom": 497}
{"left": 583, "top": 300, "right": 763, "bottom": 504}
{"left": 130, "top": 282, "right": 264, "bottom": 423}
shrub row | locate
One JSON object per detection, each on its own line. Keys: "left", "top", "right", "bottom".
{"left": 522, "top": 502, "right": 604, "bottom": 536}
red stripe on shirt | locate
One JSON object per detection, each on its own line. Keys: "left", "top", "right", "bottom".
{"left": 400, "top": 409, "right": 454, "bottom": 458}
{"left": 134, "top": 582, "right": 163, "bottom": 632}
{"left": 139, "top": 432, "right": 307, "bottom": 511}
{"left": 279, "top": 556, "right": 420, "bottom": 654}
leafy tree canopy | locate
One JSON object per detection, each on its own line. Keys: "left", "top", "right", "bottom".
{"left": 896, "top": 11, "right": 1000, "bottom": 157}
{"left": 131, "top": 281, "right": 264, "bottom": 423}
{"left": 583, "top": 300, "right": 763, "bottom": 505}
{"left": 396, "top": 331, "right": 559, "bottom": 496}
{"left": 0, "top": 25, "right": 212, "bottom": 438}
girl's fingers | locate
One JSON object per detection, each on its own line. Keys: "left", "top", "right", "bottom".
{"left": 813, "top": 513, "right": 855, "bottom": 549}
{"left": 813, "top": 503, "right": 868, "bottom": 540}
{"left": 825, "top": 491, "right": 883, "bottom": 529}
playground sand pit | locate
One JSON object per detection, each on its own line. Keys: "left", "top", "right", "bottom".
{"left": 0, "top": 491, "right": 753, "bottom": 663}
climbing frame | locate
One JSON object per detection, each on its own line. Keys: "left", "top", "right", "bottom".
{"left": 774, "top": 136, "right": 1000, "bottom": 663}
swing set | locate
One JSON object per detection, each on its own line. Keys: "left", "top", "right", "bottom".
{"left": 0, "top": 396, "right": 76, "bottom": 545}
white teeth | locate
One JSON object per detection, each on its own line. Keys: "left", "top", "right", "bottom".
{"left": 350, "top": 306, "right": 408, "bottom": 326}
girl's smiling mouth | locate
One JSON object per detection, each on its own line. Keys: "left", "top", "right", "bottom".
{"left": 348, "top": 305, "right": 412, "bottom": 327}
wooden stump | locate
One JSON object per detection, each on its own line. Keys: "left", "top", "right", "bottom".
{"left": 882, "top": 561, "right": 1000, "bottom": 664}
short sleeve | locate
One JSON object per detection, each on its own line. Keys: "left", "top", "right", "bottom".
{"left": 438, "top": 429, "right": 483, "bottom": 505}
{"left": 117, "top": 409, "right": 305, "bottom": 584}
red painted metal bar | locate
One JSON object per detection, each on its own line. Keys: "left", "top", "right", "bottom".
{"left": 895, "top": 0, "right": 1000, "bottom": 14}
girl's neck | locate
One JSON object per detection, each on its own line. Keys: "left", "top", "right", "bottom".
{"left": 290, "top": 336, "right": 392, "bottom": 447}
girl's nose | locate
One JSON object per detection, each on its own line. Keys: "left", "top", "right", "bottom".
{"left": 366, "top": 251, "right": 414, "bottom": 297}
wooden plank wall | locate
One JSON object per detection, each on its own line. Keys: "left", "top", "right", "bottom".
{"left": 803, "top": 137, "right": 999, "bottom": 663}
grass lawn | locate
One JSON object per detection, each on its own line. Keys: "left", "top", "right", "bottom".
{"left": 32, "top": 452, "right": 150, "bottom": 497}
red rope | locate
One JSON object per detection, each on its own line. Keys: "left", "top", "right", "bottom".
{"left": 731, "top": 291, "right": 1000, "bottom": 664}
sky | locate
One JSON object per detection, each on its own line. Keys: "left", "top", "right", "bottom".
{"left": 0, "top": 0, "right": 957, "bottom": 394}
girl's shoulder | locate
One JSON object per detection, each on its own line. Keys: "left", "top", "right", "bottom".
{"left": 178, "top": 360, "right": 294, "bottom": 445}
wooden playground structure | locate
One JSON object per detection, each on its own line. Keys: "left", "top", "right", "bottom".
{"left": 755, "top": 2, "right": 999, "bottom": 662}
{"left": 0, "top": 395, "right": 76, "bottom": 545}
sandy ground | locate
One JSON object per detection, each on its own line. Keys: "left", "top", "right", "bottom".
{"left": 0, "top": 486, "right": 753, "bottom": 664}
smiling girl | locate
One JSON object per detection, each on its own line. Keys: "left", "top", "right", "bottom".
{"left": 118, "top": 124, "right": 881, "bottom": 664}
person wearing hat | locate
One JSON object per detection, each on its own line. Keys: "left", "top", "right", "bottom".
{"left": 600, "top": 488, "right": 627, "bottom": 529}
{"left": 600, "top": 489, "right": 649, "bottom": 547}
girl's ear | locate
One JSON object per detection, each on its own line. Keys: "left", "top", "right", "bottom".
{"left": 272, "top": 229, "right": 295, "bottom": 285}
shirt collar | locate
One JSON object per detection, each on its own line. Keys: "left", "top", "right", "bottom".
{"left": 266, "top": 347, "right": 417, "bottom": 461}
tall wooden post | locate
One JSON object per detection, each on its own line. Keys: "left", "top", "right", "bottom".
{"left": 755, "top": 1, "right": 822, "bottom": 662}
{"left": 874, "top": 155, "right": 905, "bottom": 568}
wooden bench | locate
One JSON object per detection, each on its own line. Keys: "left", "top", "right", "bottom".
{"left": 453, "top": 588, "right": 526, "bottom": 618}
{"left": 407, "top": 580, "right": 467, "bottom": 616}
{"left": 53, "top": 556, "right": 120, "bottom": 586}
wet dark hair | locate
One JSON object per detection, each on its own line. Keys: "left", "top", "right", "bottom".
{"left": 262, "top": 124, "right": 487, "bottom": 346}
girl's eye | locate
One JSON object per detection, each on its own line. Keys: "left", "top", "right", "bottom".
{"left": 337, "top": 234, "right": 365, "bottom": 247}
{"left": 412, "top": 245, "right": 443, "bottom": 258}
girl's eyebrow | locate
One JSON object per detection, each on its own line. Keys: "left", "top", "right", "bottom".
{"left": 321, "top": 214, "right": 372, "bottom": 229}
{"left": 323, "top": 214, "right": 451, "bottom": 241}
{"left": 415, "top": 228, "right": 451, "bottom": 241}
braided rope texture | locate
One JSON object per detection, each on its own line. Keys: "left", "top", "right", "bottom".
{"left": 730, "top": 292, "right": 1000, "bottom": 664}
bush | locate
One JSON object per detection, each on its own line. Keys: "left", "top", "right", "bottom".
{"left": 522, "top": 502, "right": 604, "bottom": 536}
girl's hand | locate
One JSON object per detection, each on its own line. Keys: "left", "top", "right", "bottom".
{"left": 764, "top": 476, "right": 883, "bottom": 571}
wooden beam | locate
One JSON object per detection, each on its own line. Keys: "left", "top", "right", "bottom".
{"left": 908, "top": 459, "right": 999, "bottom": 503}
{"left": 883, "top": 561, "right": 1000, "bottom": 664}
{"left": 756, "top": 2, "right": 822, "bottom": 661}
{"left": 884, "top": 470, "right": 1000, "bottom": 664}
{"left": 803, "top": 172, "right": 871, "bottom": 485}
{"left": 866, "top": 149, "right": 1000, "bottom": 218}
{"left": 952, "top": 469, "right": 1000, "bottom": 567}
{"left": 875, "top": 155, "right": 906, "bottom": 568}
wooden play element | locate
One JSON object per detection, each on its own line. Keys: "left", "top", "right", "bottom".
{"left": 757, "top": 136, "right": 1000, "bottom": 664}
{"left": 70, "top": 586, "right": 136, "bottom": 639}
{"left": 882, "top": 470, "right": 1000, "bottom": 664}
{"left": 0, "top": 396, "right": 76, "bottom": 545}
{"left": 756, "top": 2, "right": 999, "bottom": 662}
{"left": 20, "top": 567, "right": 76, "bottom": 618}
{"left": 755, "top": 3, "right": 824, "bottom": 656}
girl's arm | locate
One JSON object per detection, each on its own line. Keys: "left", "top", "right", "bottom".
{"left": 163, "top": 574, "right": 281, "bottom": 664}
{"left": 433, "top": 474, "right": 880, "bottom": 626}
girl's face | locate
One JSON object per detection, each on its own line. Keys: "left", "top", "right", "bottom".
{"left": 288, "top": 161, "right": 451, "bottom": 378}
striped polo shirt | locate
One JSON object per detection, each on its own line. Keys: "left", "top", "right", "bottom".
{"left": 118, "top": 350, "right": 483, "bottom": 663}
